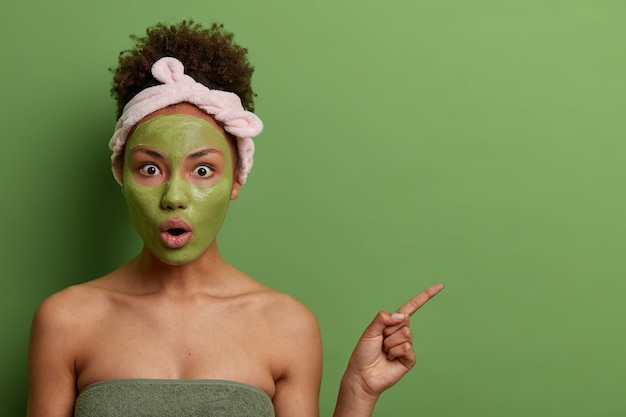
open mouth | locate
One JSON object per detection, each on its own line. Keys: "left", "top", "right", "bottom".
{"left": 167, "top": 228, "right": 187, "bottom": 236}
{"left": 160, "top": 219, "right": 193, "bottom": 248}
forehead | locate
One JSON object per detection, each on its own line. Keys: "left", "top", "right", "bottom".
{"left": 140, "top": 102, "right": 227, "bottom": 134}
{"left": 126, "top": 113, "right": 231, "bottom": 159}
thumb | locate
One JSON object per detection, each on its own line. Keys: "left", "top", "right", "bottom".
{"left": 361, "top": 311, "right": 407, "bottom": 339}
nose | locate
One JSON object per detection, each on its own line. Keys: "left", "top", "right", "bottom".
{"left": 160, "top": 175, "right": 189, "bottom": 210}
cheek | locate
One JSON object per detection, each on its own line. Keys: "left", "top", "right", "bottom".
{"left": 125, "top": 184, "right": 163, "bottom": 218}
{"left": 188, "top": 183, "right": 232, "bottom": 222}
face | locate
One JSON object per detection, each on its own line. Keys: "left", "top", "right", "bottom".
{"left": 122, "top": 110, "right": 238, "bottom": 265}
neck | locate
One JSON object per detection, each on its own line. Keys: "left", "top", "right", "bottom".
{"left": 128, "top": 240, "right": 232, "bottom": 296}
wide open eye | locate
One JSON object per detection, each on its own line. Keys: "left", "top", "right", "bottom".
{"left": 139, "top": 164, "right": 161, "bottom": 176}
{"left": 192, "top": 165, "right": 214, "bottom": 178}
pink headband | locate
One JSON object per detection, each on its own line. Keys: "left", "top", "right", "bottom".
{"left": 109, "top": 56, "right": 263, "bottom": 185}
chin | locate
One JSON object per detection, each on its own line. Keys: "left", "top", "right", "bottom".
{"left": 149, "top": 247, "right": 205, "bottom": 266}
{"left": 158, "top": 253, "right": 202, "bottom": 266}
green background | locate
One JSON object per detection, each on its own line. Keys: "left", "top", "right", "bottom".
{"left": 2, "top": 0, "right": 625, "bottom": 415}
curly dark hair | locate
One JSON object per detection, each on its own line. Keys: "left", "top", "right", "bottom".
{"left": 111, "top": 20, "right": 256, "bottom": 118}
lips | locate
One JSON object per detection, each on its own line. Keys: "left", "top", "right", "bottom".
{"left": 159, "top": 218, "right": 193, "bottom": 248}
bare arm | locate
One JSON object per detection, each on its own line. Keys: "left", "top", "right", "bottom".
{"left": 271, "top": 299, "right": 323, "bottom": 417}
{"left": 27, "top": 293, "right": 80, "bottom": 417}
{"left": 333, "top": 283, "right": 445, "bottom": 417}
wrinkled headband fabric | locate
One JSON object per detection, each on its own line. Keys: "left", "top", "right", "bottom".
{"left": 109, "top": 56, "right": 263, "bottom": 185}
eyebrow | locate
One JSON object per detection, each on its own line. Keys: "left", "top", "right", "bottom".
{"left": 133, "top": 148, "right": 166, "bottom": 160}
{"left": 187, "top": 148, "right": 223, "bottom": 159}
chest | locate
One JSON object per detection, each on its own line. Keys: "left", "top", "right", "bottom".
{"left": 75, "top": 300, "right": 281, "bottom": 397}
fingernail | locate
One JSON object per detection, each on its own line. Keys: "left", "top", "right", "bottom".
{"left": 392, "top": 313, "right": 405, "bottom": 320}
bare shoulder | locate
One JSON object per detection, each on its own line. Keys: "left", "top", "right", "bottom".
{"left": 263, "top": 290, "right": 319, "bottom": 331}
{"left": 34, "top": 285, "right": 92, "bottom": 327}
{"left": 238, "top": 276, "right": 320, "bottom": 335}
{"left": 227, "top": 266, "right": 319, "bottom": 329}
{"left": 31, "top": 275, "right": 119, "bottom": 338}
{"left": 245, "top": 284, "right": 322, "bottom": 372}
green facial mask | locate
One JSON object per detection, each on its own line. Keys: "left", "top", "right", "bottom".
{"left": 122, "top": 114, "right": 234, "bottom": 265}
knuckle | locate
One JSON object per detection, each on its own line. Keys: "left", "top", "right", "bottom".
{"left": 383, "top": 340, "right": 391, "bottom": 351}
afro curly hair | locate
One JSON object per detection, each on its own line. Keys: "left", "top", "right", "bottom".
{"left": 111, "top": 20, "right": 256, "bottom": 118}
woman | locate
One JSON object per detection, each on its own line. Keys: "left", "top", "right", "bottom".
{"left": 27, "top": 21, "right": 443, "bottom": 417}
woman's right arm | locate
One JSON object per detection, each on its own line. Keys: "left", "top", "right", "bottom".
{"left": 27, "top": 292, "right": 80, "bottom": 417}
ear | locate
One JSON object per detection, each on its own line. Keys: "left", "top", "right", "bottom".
{"left": 121, "top": 183, "right": 126, "bottom": 196}
{"left": 230, "top": 180, "right": 242, "bottom": 200}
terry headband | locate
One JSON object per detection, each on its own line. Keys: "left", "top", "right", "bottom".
{"left": 109, "top": 56, "right": 263, "bottom": 185}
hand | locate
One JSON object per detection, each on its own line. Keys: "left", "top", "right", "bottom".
{"left": 343, "top": 283, "right": 444, "bottom": 398}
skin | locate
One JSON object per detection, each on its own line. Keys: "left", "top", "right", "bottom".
{"left": 27, "top": 103, "right": 444, "bottom": 417}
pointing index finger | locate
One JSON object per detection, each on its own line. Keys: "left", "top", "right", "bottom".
{"left": 397, "top": 283, "right": 445, "bottom": 316}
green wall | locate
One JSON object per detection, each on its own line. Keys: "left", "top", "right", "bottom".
{"left": 2, "top": 1, "right": 625, "bottom": 415}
